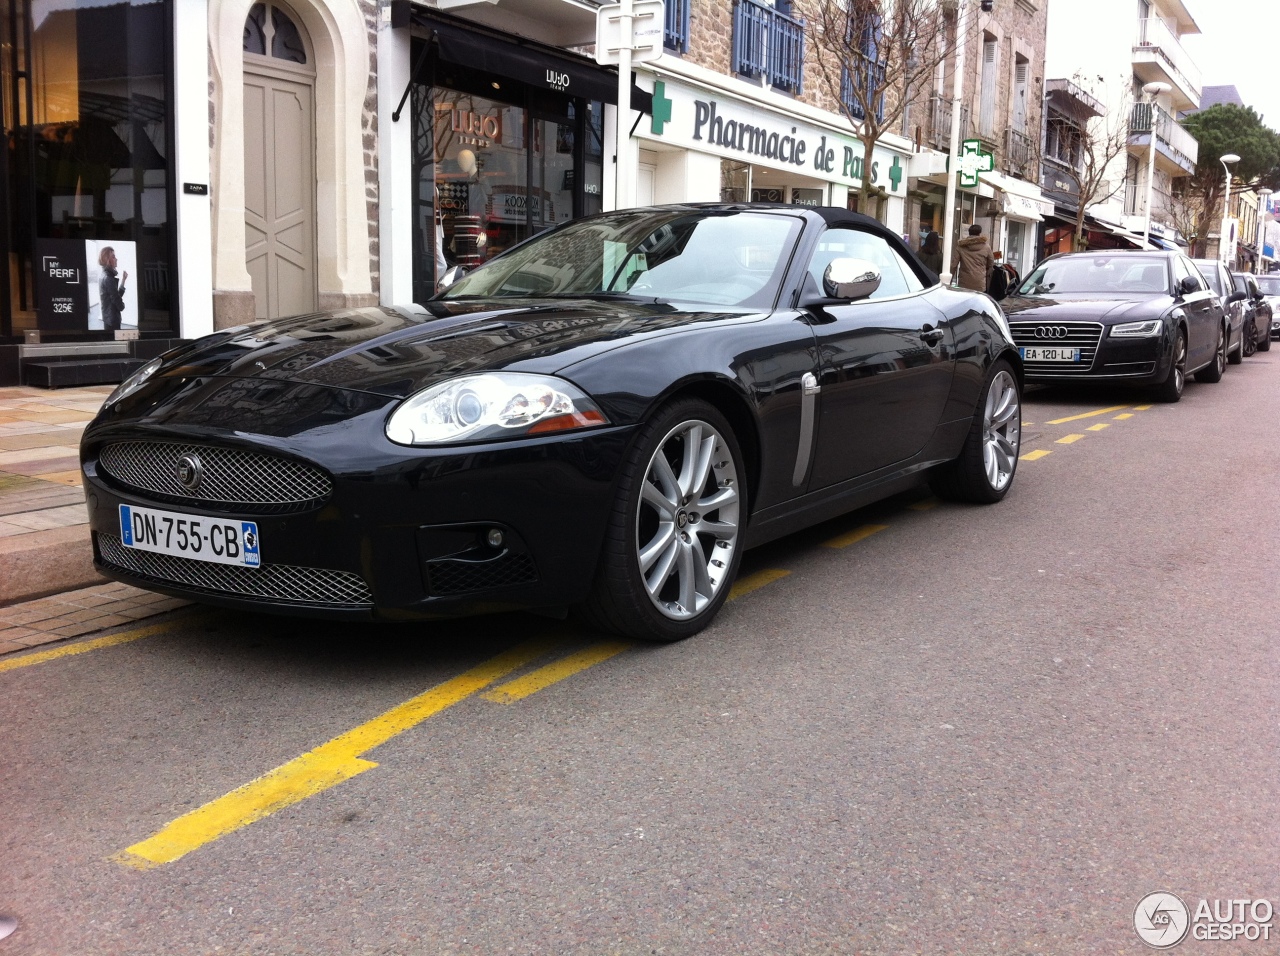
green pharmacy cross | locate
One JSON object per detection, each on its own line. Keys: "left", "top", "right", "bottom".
{"left": 954, "top": 139, "right": 994, "bottom": 188}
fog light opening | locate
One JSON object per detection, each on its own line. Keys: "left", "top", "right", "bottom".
{"left": 487, "top": 528, "right": 505, "bottom": 549}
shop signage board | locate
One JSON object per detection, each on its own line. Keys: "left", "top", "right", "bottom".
{"left": 35, "top": 239, "right": 139, "bottom": 332}
{"left": 639, "top": 77, "right": 908, "bottom": 197}
{"left": 954, "top": 139, "right": 994, "bottom": 188}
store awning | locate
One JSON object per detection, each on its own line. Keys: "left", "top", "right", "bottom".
{"left": 391, "top": 2, "right": 635, "bottom": 106}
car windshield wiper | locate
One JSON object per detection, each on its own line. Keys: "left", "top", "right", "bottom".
{"left": 555, "top": 292, "right": 669, "bottom": 304}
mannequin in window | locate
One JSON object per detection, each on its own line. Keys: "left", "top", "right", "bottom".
{"left": 99, "top": 247, "right": 128, "bottom": 332}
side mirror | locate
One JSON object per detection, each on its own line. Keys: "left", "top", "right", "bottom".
{"left": 1178, "top": 275, "right": 1200, "bottom": 296}
{"left": 1225, "top": 290, "right": 1247, "bottom": 305}
{"left": 824, "top": 258, "right": 882, "bottom": 301}
{"left": 437, "top": 265, "right": 467, "bottom": 291}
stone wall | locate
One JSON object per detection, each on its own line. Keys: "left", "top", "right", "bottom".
{"left": 362, "top": 0, "right": 380, "bottom": 300}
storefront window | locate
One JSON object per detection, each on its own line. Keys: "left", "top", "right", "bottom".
{"left": 411, "top": 58, "right": 604, "bottom": 303}
{"left": 1, "top": 0, "right": 174, "bottom": 337}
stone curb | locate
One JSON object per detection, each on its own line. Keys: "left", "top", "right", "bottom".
{"left": 0, "top": 524, "right": 102, "bottom": 606}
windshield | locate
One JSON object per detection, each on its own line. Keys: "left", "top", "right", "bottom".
{"left": 1195, "top": 262, "right": 1223, "bottom": 295}
{"left": 1017, "top": 256, "right": 1170, "bottom": 295}
{"left": 439, "top": 209, "right": 803, "bottom": 309}
{"left": 1256, "top": 275, "right": 1280, "bottom": 296}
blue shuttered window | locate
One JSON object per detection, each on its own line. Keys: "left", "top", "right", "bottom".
{"left": 732, "top": 0, "right": 804, "bottom": 93}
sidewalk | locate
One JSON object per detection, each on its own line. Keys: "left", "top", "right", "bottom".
{"left": 0, "top": 386, "right": 189, "bottom": 655}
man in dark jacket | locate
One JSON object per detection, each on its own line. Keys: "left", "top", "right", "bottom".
{"left": 98, "top": 246, "right": 127, "bottom": 332}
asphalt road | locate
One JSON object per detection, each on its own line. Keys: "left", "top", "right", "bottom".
{"left": 3, "top": 350, "right": 1279, "bottom": 955}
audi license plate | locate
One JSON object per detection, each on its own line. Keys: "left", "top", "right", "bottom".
{"left": 119, "top": 504, "right": 260, "bottom": 567}
{"left": 1020, "top": 346, "right": 1080, "bottom": 362}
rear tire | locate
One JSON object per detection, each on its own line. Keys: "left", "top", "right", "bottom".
{"left": 1195, "top": 325, "right": 1226, "bottom": 383}
{"left": 929, "top": 358, "right": 1021, "bottom": 504}
{"left": 1154, "top": 329, "right": 1187, "bottom": 403}
{"left": 578, "top": 398, "right": 746, "bottom": 642}
{"left": 1244, "top": 319, "right": 1258, "bottom": 357}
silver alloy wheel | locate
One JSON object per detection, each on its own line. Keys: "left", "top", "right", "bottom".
{"left": 983, "top": 370, "right": 1021, "bottom": 492}
{"left": 635, "top": 419, "right": 740, "bottom": 621}
{"left": 1216, "top": 328, "right": 1227, "bottom": 372}
{"left": 1173, "top": 334, "right": 1187, "bottom": 393}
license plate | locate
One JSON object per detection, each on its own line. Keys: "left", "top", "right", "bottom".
{"left": 1020, "top": 346, "right": 1080, "bottom": 362}
{"left": 119, "top": 505, "right": 260, "bottom": 567}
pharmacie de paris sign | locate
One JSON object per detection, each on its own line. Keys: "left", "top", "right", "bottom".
{"left": 641, "top": 78, "right": 907, "bottom": 196}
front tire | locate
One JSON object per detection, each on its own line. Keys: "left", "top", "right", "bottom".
{"left": 1244, "top": 319, "right": 1258, "bottom": 357}
{"left": 1154, "top": 328, "right": 1187, "bottom": 402}
{"left": 580, "top": 399, "right": 746, "bottom": 642}
{"left": 929, "top": 358, "right": 1021, "bottom": 504}
{"left": 1259, "top": 323, "right": 1272, "bottom": 351}
{"left": 1195, "top": 325, "right": 1226, "bottom": 383}
{"left": 1229, "top": 320, "right": 1247, "bottom": 364}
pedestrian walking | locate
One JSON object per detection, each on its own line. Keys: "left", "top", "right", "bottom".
{"left": 919, "top": 231, "right": 943, "bottom": 276}
{"left": 953, "top": 224, "right": 994, "bottom": 292}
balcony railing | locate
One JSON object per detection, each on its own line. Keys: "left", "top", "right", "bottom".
{"left": 1134, "top": 17, "right": 1202, "bottom": 103}
{"left": 840, "top": 53, "right": 885, "bottom": 122}
{"left": 664, "top": 0, "right": 690, "bottom": 53}
{"left": 1130, "top": 102, "right": 1199, "bottom": 173}
{"left": 928, "top": 94, "right": 970, "bottom": 150}
{"left": 1004, "top": 127, "right": 1034, "bottom": 177}
{"left": 732, "top": 0, "right": 804, "bottom": 93}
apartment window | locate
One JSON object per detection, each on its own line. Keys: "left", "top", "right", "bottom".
{"left": 664, "top": 0, "right": 690, "bottom": 53}
{"left": 1011, "top": 58, "right": 1029, "bottom": 133}
{"left": 978, "top": 35, "right": 998, "bottom": 137}
{"left": 732, "top": 0, "right": 805, "bottom": 93}
{"left": 1045, "top": 112, "right": 1081, "bottom": 168}
{"left": 840, "top": 10, "right": 885, "bottom": 122}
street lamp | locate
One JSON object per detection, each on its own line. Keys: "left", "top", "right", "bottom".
{"left": 1139, "top": 81, "right": 1170, "bottom": 248}
{"left": 1255, "top": 187, "right": 1273, "bottom": 274}
{"left": 1220, "top": 153, "right": 1241, "bottom": 265}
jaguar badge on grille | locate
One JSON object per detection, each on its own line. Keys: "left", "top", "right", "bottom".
{"left": 175, "top": 454, "right": 204, "bottom": 492}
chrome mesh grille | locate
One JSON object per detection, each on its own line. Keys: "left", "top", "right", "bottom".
{"left": 1009, "top": 321, "right": 1105, "bottom": 374}
{"left": 98, "top": 533, "right": 372, "bottom": 606}
{"left": 427, "top": 553, "right": 538, "bottom": 595}
{"left": 98, "top": 440, "right": 332, "bottom": 511}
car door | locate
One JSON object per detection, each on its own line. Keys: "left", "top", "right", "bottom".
{"left": 1174, "top": 256, "right": 1217, "bottom": 367}
{"left": 800, "top": 225, "right": 955, "bottom": 490}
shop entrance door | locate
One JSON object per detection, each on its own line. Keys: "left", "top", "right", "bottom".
{"left": 243, "top": 3, "right": 316, "bottom": 321}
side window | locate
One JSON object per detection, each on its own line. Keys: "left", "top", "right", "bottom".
{"left": 1175, "top": 257, "right": 1202, "bottom": 291}
{"left": 806, "top": 228, "right": 923, "bottom": 300}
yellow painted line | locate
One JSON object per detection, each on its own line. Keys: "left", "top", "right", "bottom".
{"left": 824, "top": 523, "right": 889, "bottom": 549}
{"left": 1114, "top": 412, "right": 1134, "bottom": 420}
{"left": 1055, "top": 433, "right": 1085, "bottom": 444}
{"left": 0, "top": 621, "right": 179, "bottom": 674}
{"left": 908, "top": 496, "right": 940, "bottom": 511}
{"left": 1086, "top": 423, "right": 1109, "bottom": 432}
{"left": 1133, "top": 404, "right": 1153, "bottom": 411}
{"left": 1020, "top": 449, "right": 1052, "bottom": 461}
{"left": 482, "top": 641, "right": 630, "bottom": 704}
{"left": 115, "top": 635, "right": 562, "bottom": 869}
{"left": 1046, "top": 405, "right": 1128, "bottom": 425}
{"left": 1021, "top": 420, "right": 1034, "bottom": 426}
{"left": 728, "top": 568, "right": 791, "bottom": 601}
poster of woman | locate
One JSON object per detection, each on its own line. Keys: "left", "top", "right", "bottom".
{"left": 85, "top": 239, "right": 138, "bottom": 331}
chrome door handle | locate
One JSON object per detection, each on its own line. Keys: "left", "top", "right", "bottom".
{"left": 920, "top": 326, "right": 945, "bottom": 345}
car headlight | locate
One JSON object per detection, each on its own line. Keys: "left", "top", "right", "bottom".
{"left": 386, "top": 372, "right": 609, "bottom": 445}
{"left": 103, "top": 356, "right": 163, "bottom": 408}
{"left": 1110, "top": 319, "right": 1163, "bottom": 337}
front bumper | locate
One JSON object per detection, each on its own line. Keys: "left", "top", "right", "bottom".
{"left": 82, "top": 419, "right": 636, "bottom": 621}
{"left": 1011, "top": 323, "right": 1170, "bottom": 384}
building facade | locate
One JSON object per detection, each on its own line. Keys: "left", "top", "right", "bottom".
{"left": 1041, "top": 0, "right": 1202, "bottom": 256}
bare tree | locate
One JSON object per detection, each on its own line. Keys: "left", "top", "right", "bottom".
{"left": 1057, "top": 78, "right": 1133, "bottom": 250}
{"left": 800, "top": 0, "right": 964, "bottom": 221}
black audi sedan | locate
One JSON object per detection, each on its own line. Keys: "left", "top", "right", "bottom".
{"left": 1004, "top": 250, "right": 1227, "bottom": 401}
{"left": 81, "top": 205, "right": 1022, "bottom": 642}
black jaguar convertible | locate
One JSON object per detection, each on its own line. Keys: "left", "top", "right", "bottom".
{"left": 81, "top": 205, "right": 1021, "bottom": 641}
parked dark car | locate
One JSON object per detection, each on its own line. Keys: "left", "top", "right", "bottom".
{"left": 1192, "top": 258, "right": 1249, "bottom": 363}
{"left": 1231, "top": 272, "right": 1273, "bottom": 354}
{"left": 80, "top": 205, "right": 1023, "bottom": 642}
{"left": 1004, "top": 250, "right": 1228, "bottom": 402}
{"left": 1255, "top": 273, "right": 1280, "bottom": 339}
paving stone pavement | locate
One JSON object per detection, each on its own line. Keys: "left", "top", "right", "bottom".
{"left": 0, "top": 386, "right": 192, "bottom": 650}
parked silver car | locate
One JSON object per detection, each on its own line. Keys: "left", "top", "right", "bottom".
{"left": 1255, "top": 273, "right": 1280, "bottom": 340}
{"left": 1192, "top": 259, "right": 1249, "bottom": 362}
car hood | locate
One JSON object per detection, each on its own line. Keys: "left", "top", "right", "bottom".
{"left": 151, "top": 300, "right": 759, "bottom": 399}
{"left": 1002, "top": 294, "right": 1173, "bottom": 324}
